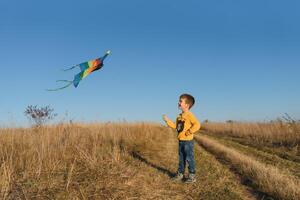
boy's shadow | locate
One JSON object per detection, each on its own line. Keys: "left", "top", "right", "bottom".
{"left": 131, "top": 152, "right": 176, "bottom": 178}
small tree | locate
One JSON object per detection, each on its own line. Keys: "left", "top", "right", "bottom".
{"left": 24, "top": 105, "right": 57, "bottom": 127}
{"left": 226, "top": 120, "right": 234, "bottom": 124}
{"left": 203, "top": 119, "right": 209, "bottom": 123}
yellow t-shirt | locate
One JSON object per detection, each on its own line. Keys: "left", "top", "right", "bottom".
{"left": 165, "top": 111, "right": 201, "bottom": 141}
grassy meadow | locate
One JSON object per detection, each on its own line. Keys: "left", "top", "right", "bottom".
{"left": 201, "top": 120, "right": 300, "bottom": 200}
{"left": 0, "top": 121, "right": 299, "bottom": 199}
{"left": 202, "top": 120, "right": 300, "bottom": 162}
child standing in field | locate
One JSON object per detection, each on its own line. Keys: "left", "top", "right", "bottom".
{"left": 163, "top": 94, "right": 201, "bottom": 183}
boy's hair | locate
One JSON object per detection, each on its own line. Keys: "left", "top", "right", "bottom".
{"left": 180, "top": 94, "right": 195, "bottom": 109}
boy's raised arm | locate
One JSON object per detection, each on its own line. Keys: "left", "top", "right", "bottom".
{"left": 163, "top": 115, "right": 176, "bottom": 129}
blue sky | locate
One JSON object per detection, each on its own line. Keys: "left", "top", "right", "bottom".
{"left": 1, "top": 0, "right": 300, "bottom": 126}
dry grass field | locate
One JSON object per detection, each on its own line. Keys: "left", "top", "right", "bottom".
{"left": 0, "top": 122, "right": 299, "bottom": 199}
{"left": 202, "top": 120, "right": 300, "bottom": 162}
{"left": 201, "top": 120, "right": 300, "bottom": 200}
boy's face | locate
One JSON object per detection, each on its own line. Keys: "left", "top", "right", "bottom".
{"left": 178, "top": 98, "right": 190, "bottom": 111}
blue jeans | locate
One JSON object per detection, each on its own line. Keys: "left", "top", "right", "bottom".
{"left": 178, "top": 140, "right": 195, "bottom": 174}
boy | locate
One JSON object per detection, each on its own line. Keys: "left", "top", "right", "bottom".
{"left": 163, "top": 94, "right": 201, "bottom": 183}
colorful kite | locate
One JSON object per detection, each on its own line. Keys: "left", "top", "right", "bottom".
{"left": 47, "top": 50, "right": 111, "bottom": 91}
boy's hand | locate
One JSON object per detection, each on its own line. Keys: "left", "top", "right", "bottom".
{"left": 162, "top": 115, "right": 169, "bottom": 122}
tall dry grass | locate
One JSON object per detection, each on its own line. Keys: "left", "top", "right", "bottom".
{"left": 195, "top": 135, "right": 300, "bottom": 200}
{"left": 0, "top": 123, "right": 259, "bottom": 200}
{"left": 3, "top": 122, "right": 296, "bottom": 199}
{"left": 0, "top": 122, "right": 165, "bottom": 199}
{"left": 202, "top": 120, "right": 300, "bottom": 149}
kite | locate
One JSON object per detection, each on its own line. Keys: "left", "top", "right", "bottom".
{"left": 47, "top": 50, "right": 111, "bottom": 91}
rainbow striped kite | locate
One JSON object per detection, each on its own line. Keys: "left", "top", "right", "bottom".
{"left": 47, "top": 51, "right": 111, "bottom": 91}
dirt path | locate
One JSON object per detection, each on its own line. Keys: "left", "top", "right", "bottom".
{"left": 202, "top": 133, "right": 300, "bottom": 178}
{"left": 126, "top": 129, "right": 256, "bottom": 200}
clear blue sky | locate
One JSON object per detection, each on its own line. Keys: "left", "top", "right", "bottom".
{"left": 1, "top": 0, "right": 300, "bottom": 126}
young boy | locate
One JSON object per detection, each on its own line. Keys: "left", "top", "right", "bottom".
{"left": 163, "top": 94, "right": 201, "bottom": 183}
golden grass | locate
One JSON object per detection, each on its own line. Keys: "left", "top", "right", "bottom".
{"left": 205, "top": 133, "right": 300, "bottom": 178}
{"left": 0, "top": 123, "right": 252, "bottom": 199}
{"left": 0, "top": 123, "right": 160, "bottom": 199}
{"left": 202, "top": 121, "right": 300, "bottom": 149}
{"left": 195, "top": 134, "right": 300, "bottom": 200}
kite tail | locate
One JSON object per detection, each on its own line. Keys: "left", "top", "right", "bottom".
{"left": 62, "top": 65, "right": 78, "bottom": 71}
{"left": 46, "top": 80, "right": 73, "bottom": 91}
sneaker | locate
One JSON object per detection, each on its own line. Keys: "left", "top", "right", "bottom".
{"left": 185, "top": 173, "right": 196, "bottom": 183}
{"left": 172, "top": 172, "right": 183, "bottom": 182}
